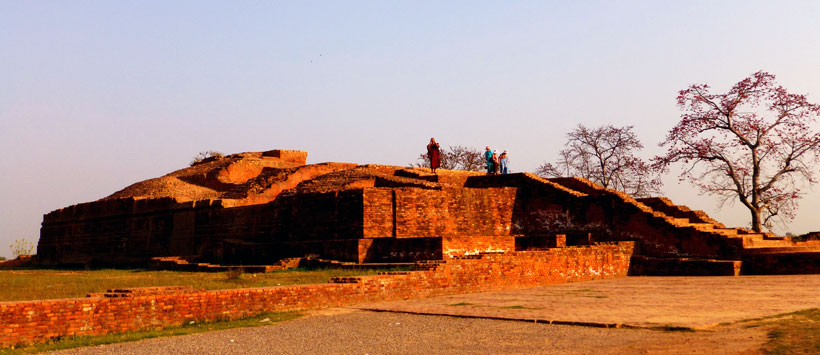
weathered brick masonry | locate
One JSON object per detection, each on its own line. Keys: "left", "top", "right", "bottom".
{"left": 39, "top": 186, "right": 518, "bottom": 265}
{"left": 35, "top": 149, "right": 820, "bottom": 279}
{"left": 0, "top": 243, "right": 632, "bottom": 347}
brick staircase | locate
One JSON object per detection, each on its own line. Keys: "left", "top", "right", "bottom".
{"left": 542, "top": 176, "right": 820, "bottom": 275}
{"left": 546, "top": 177, "right": 799, "bottom": 252}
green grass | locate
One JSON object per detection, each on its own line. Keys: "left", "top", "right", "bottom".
{"left": 445, "top": 302, "right": 542, "bottom": 310}
{"left": 537, "top": 288, "right": 608, "bottom": 299}
{"left": 648, "top": 325, "right": 696, "bottom": 332}
{"left": 760, "top": 309, "right": 820, "bottom": 354}
{"left": 448, "top": 302, "right": 474, "bottom": 306}
{"left": 0, "top": 267, "right": 406, "bottom": 302}
{"left": 0, "top": 311, "right": 301, "bottom": 354}
{"left": 501, "top": 305, "right": 542, "bottom": 310}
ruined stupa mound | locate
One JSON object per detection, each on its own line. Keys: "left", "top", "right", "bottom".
{"left": 37, "top": 148, "right": 820, "bottom": 275}
{"left": 103, "top": 150, "right": 308, "bottom": 203}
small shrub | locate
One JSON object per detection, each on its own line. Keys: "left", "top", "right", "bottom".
{"left": 0, "top": 256, "right": 6, "bottom": 261}
{"left": 190, "top": 151, "right": 225, "bottom": 166}
{"left": 10, "top": 239, "right": 34, "bottom": 257}
{"left": 226, "top": 267, "right": 243, "bottom": 280}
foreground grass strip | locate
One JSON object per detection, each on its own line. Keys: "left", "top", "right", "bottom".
{"left": 0, "top": 267, "right": 408, "bottom": 302}
{"left": 0, "top": 312, "right": 302, "bottom": 354}
{"left": 761, "top": 308, "right": 820, "bottom": 355}
{"left": 448, "top": 302, "right": 473, "bottom": 306}
{"left": 647, "top": 325, "right": 695, "bottom": 332}
{"left": 501, "top": 305, "right": 543, "bottom": 310}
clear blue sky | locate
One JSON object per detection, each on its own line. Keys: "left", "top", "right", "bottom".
{"left": 2, "top": 1, "right": 820, "bottom": 258}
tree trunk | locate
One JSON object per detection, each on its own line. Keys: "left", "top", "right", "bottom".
{"left": 750, "top": 208, "right": 762, "bottom": 233}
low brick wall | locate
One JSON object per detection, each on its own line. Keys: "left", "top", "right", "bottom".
{"left": 628, "top": 255, "right": 741, "bottom": 276}
{"left": 741, "top": 252, "right": 820, "bottom": 275}
{"left": 0, "top": 242, "right": 633, "bottom": 347}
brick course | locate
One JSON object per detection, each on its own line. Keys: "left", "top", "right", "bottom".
{"left": 0, "top": 243, "right": 633, "bottom": 347}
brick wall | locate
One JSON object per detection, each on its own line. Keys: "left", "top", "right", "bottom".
{"left": 39, "top": 186, "right": 522, "bottom": 265}
{"left": 362, "top": 189, "right": 394, "bottom": 238}
{"left": 0, "top": 242, "right": 633, "bottom": 347}
{"left": 741, "top": 252, "right": 820, "bottom": 275}
{"left": 261, "top": 150, "right": 307, "bottom": 165}
{"left": 380, "top": 187, "right": 516, "bottom": 238}
{"left": 38, "top": 189, "right": 368, "bottom": 265}
{"left": 441, "top": 236, "right": 516, "bottom": 257}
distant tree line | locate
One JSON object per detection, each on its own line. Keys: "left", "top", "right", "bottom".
{"left": 535, "top": 124, "right": 660, "bottom": 198}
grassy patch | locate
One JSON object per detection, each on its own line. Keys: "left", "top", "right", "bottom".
{"left": 445, "top": 302, "right": 542, "bottom": 310}
{"left": 648, "top": 325, "right": 696, "bottom": 332}
{"left": 567, "top": 288, "right": 597, "bottom": 293}
{"left": 0, "top": 267, "right": 407, "bottom": 302}
{"left": 501, "top": 305, "right": 543, "bottom": 310}
{"left": 448, "top": 302, "right": 474, "bottom": 306}
{"left": 0, "top": 311, "right": 301, "bottom": 354}
{"left": 760, "top": 309, "right": 820, "bottom": 354}
{"left": 537, "top": 288, "right": 608, "bottom": 299}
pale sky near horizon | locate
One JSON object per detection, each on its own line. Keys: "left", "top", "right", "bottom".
{"left": 2, "top": 1, "right": 820, "bottom": 259}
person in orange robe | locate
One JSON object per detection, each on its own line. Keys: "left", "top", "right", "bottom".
{"left": 427, "top": 138, "right": 441, "bottom": 174}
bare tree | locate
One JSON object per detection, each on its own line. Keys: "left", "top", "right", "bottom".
{"left": 190, "top": 150, "right": 225, "bottom": 166}
{"left": 536, "top": 124, "right": 661, "bottom": 197}
{"left": 653, "top": 71, "right": 820, "bottom": 232}
{"left": 413, "top": 145, "right": 483, "bottom": 172}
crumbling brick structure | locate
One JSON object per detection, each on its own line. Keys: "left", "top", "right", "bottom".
{"left": 36, "top": 149, "right": 820, "bottom": 274}
{"left": 1, "top": 243, "right": 634, "bottom": 347}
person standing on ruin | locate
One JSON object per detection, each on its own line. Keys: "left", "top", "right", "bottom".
{"left": 492, "top": 150, "right": 499, "bottom": 174}
{"left": 427, "top": 138, "right": 441, "bottom": 174}
{"left": 499, "top": 150, "right": 509, "bottom": 174}
{"left": 484, "top": 146, "right": 494, "bottom": 174}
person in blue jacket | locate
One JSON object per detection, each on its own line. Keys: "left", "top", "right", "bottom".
{"left": 484, "top": 146, "right": 494, "bottom": 174}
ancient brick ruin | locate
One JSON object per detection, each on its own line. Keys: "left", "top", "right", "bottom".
{"left": 1, "top": 243, "right": 634, "bottom": 347}
{"left": 11, "top": 148, "right": 820, "bottom": 347}
{"left": 37, "top": 149, "right": 820, "bottom": 275}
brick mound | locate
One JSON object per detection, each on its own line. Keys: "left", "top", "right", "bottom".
{"left": 104, "top": 150, "right": 315, "bottom": 203}
{"left": 0, "top": 255, "right": 33, "bottom": 269}
{"left": 100, "top": 152, "right": 454, "bottom": 207}
{"left": 36, "top": 148, "right": 820, "bottom": 275}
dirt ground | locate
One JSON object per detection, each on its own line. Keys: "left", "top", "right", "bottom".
{"left": 355, "top": 275, "right": 820, "bottom": 329}
{"left": 49, "top": 308, "right": 768, "bottom": 354}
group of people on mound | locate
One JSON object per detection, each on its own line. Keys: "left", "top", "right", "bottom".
{"left": 425, "top": 138, "right": 509, "bottom": 175}
{"left": 484, "top": 146, "right": 509, "bottom": 174}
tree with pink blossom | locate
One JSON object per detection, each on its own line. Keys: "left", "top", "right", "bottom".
{"left": 654, "top": 71, "right": 820, "bottom": 232}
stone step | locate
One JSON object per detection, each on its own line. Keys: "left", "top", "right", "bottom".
{"left": 687, "top": 223, "right": 716, "bottom": 231}
{"left": 713, "top": 229, "right": 740, "bottom": 237}
{"left": 742, "top": 246, "right": 820, "bottom": 255}
{"left": 739, "top": 235, "right": 794, "bottom": 248}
